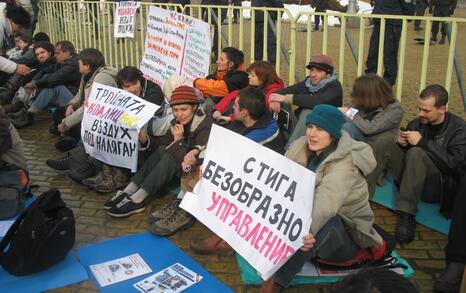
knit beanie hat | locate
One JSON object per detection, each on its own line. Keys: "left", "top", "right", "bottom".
{"left": 305, "top": 104, "right": 345, "bottom": 139}
{"left": 306, "top": 54, "right": 334, "bottom": 74}
{"left": 170, "top": 86, "right": 202, "bottom": 106}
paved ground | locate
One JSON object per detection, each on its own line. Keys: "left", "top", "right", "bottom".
{"left": 18, "top": 109, "right": 448, "bottom": 293}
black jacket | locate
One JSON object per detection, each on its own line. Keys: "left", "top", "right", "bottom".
{"left": 251, "top": 0, "right": 284, "bottom": 22}
{"left": 141, "top": 78, "right": 164, "bottom": 106}
{"left": 275, "top": 77, "right": 343, "bottom": 110}
{"left": 33, "top": 54, "right": 82, "bottom": 95}
{"left": 373, "top": 0, "right": 415, "bottom": 16}
{"left": 408, "top": 112, "right": 466, "bottom": 213}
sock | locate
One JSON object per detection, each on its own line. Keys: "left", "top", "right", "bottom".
{"left": 130, "top": 189, "right": 149, "bottom": 204}
{"left": 123, "top": 182, "right": 138, "bottom": 195}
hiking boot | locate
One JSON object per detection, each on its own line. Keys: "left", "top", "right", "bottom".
{"left": 395, "top": 211, "right": 416, "bottom": 243}
{"left": 82, "top": 165, "right": 112, "bottom": 189}
{"left": 94, "top": 167, "right": 128, "bottom": 194}
{"left": 49, "top": 124, "right": 60, "bottom": 136}
{"left": 46, "top": 154, "right": 70, "bottom": 171}
{"left": 433, "top": 262, "right": 465, "bottom": 293}
{"left": 150, "top": 206, "right": 195, "bottom": 236}
{"left": 55, "top": 135, "right": 77, "bottom": 152}
{"left": 439, "top": 35, "right": 446, "bottom": 44}
{"left": 9, "top": 110, "right": 34, "bottom": 128}
{"left": 104, "top": 190, "right": 131, "bottom": 210}
{"left": 190, "top": 234, "right": 235, "bottom": 255}
{"left": 147, "top": 197, "right": 180, "bottom": 224}
{"left": 260, "top": 278, "right": 283, "bottom": 293}
{"left": 107, "top": 196, "right": 146, "bottom": 217}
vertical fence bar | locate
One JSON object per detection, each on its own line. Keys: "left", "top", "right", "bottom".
{"left": 376, "top": 17, "right": 385, "bottom": 76}
{"left": 263, "top": 10, "right": 268, "bottom": 62}
{"left": 275, "top": 11, "right": 281, "bottom": 73}
{"left": 239, "top": 7, "right": 244, "bottom": 51}
{"left": 250, "top": 9, "right": 255, "bottom": 64}
{"left": 445, "top": 21, "right": 457, "bottom": 95}
{"left": 338, "top": 16, "right": 346, "bottom": 85}
{"left": 396, "top": 18, "right": 408, "bottom": 101}
{"left": 306, "top": 15, "right": 312, "bottom": 66}
{"left": 357, "top": 16, "right": 365, "bottom": 76}
{"left": 420, "top": 19, "right": 432, "bottom": 92}
{"left": 289, "top": 19, "right": 297, "bottom": 85}
{"left": 322, "top": 14, "right": 328, "bottom": 54}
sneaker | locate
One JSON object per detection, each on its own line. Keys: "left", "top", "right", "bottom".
{"left": 147, "top": 197, "right": 180, "bottom": 224}
{"left": 433, "top": 262, "right": 465, "bottom": 293}
{"left": 190, "top": 234, "right": 235, "bottom": 256}
{"left": 46, "top": 155, "right": 70, "bottom": 171}
{"left": 104, "top": 190, "right": 131, "bottom": 210}
{"left": 150, "top": 206, "right": 195, "bottom": 236}
{"left": 107, "top": 196, "right": 146, "bottom": 217}
{"left": 9, "top": 110, "right": 34, "bottom": 129}
{"left": 395, "top": 211, "right": 416, "bottom": 243}
{"left": 55, "top": 135, "right": 76, "bottom": 152}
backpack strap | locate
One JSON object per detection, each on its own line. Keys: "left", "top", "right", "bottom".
{"left": 0, "top": 209, "right": 29, "bottom": 259}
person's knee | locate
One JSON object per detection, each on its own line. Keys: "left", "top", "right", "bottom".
{"left": 405, "top": 146, "right": 428, "bottom": 162}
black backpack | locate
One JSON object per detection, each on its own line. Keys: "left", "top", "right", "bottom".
{"left": 0, "top": 188, "right": 76, "bottom": 276}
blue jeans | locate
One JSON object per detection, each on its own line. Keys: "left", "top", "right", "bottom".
{"left": 272, "top": 216, "right": 359, "bottom": 288}
{"left": 31, "top": 85, "right": 74, "bottom": 110}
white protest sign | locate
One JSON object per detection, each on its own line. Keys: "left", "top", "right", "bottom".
{"left": 180, "top": 125, "right": 315, "bottom": 280}
{"left": 140, "top": 6, "right": 211, "bottom": 87}
{"left": 114, "top": 1, "right": 140, "bottom": 38}
{"left": 81, "top": 83, "right": 160, "bottom": 172}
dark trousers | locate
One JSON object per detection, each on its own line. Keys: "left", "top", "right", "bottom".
{"left": 272, "top": 216, "right": 359, "bottom": 287}
{"left": 446, "top": 173, "right": 466, "bottom": 263}
{"left": 131, "top": 146, "right": 180, "bottom": 195}
{"left": 365, "top": 20, "right": 401, "bottom": 86}
{"left": 52, "top": 107, "right": 82, "bottom": 141}
{"left": 254, "top": 19, "right": 278, "bottom": 64}
{"left": 431, "top": 5, "right": 450, "bottom": 40}
{"left": 366, "top": 142, "right": 442, "bottom": 215}
{"left": 414, "top": 0, "right": 428, "bottom": 28}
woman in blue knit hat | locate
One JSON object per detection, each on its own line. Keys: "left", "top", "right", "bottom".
{"left": 261, "top": 104, "right": 387, "bottom": 292}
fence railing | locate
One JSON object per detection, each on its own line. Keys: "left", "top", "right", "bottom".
{"left": 38, "top": 1, "right": 466, "bottom": 107}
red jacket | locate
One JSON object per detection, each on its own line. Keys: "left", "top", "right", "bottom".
{"left": 214, "top": 81, "right": 284, "bottom": 120}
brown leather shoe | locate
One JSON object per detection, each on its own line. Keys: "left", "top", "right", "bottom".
{"left": 260, "top": 278, "right": 283, "bottom": 293}
{"left": 190, "top": 234, "right": 235, "bottom": 256}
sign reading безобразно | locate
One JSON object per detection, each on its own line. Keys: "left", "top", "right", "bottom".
{"left": 140, "top": 6, "right": 211, "bottom": 88}
{"left": 181, "top": 125, "right": 315, "bottom": 280}
{"left": 81, "top": 83, "right": 159, "bottom": 172}
{"left": 114, "top": 1, "right": 140, "bottom": 38}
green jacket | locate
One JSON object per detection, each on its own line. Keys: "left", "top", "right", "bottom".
{"left": 286, "top": 131, "right": 383, "bottom": 248}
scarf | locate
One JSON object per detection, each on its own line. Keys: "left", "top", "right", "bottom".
{"left": 304, "top": 74, "right": 337, "bottom": 94}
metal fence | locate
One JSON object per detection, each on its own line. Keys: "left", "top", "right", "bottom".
{"left": 37, "top": 1, "right": 466, "bottom": 106}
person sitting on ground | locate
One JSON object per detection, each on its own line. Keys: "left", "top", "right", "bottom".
{"left": 433, "top": 169, "right": 466, "bottom": 293}
{"left": 8, "top": 41, "right": 81, "bottom": 128}
{"left": 51, "top": 48, "right": 117, "bottom": 152}
{"left": 365, "top": 84, "right": 466, "bottom": 244}
{"left": 261, "top": 105, "right": 385, "bottom": 293}
{"left": 81, "top": 66, "right": 165, "bottom": 194}
{"left": 186, "top": 87, "right": 286, "bottom": 253}
{"left": 0, "top": 41, "right": 56, "bottom": 114}
{"left": 213, "top": 60, "right": 284, "bottom": 123}
{"left": 104, "top": 86, "right": 212, "bottom": 218}
{"left": 0, "top": 107, "right": 27, "bottom": 176}
{"left": 0, "top": 5, "right": 32, "bottom": 78}
{"left": 6, "top": 33, "right": 35, "bottom": 66}
{"left": 193, "top": 47, "right": 249, "bottom": 111}
{"left": 268, "top": 54, "right": 343, "bottom": 147}
{"left": 341, "top": 74, "right": 404, "bottom": 196}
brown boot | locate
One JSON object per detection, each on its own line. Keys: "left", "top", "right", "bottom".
{"left": 260, "top": 278, "right": 283, "bottom": 293}
{"left": 82, "top": 164, "right": 113, "bottom": 189}
{"left": 94, "top": 166, "right": 129, "bottom": 194}
{"left": 190, "top": 234, "right": 235, "bottom": 256}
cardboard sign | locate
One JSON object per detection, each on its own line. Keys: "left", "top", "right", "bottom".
{"left": 81, "top": 83, "right": 159, "bottom": 172}
{"left": 140, "top": 6, "right": 211, "bottom": 87}
{"left": 114, "top": 1, "right": 140, "bottom": 38}
{"left": 181, "top": 125, "right": 315, "bottom": 280}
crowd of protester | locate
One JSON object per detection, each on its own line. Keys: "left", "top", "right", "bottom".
{"left": 0, "top": 3, "right": 465, "bottom": 293}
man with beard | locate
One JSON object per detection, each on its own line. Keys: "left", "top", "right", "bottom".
{"left": 366, "top": 84, "right": 466, "bottom": 244}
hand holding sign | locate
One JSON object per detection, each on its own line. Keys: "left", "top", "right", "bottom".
{"left": 301, "top": 234, "right": 316, "bottom": 251}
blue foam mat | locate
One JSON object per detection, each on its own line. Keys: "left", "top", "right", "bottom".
{"left": 77, "top": 232, "right": 233, "bottom": 292}
{"left": 372, "top": 179, "right": 451, "bottom": 235}
{"left": 236, "top": 251, "right": 414, "bottom": 285}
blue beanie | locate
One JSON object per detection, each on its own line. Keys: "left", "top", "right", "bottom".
{"left": 305, "top": 104, "right": 345, "bottom": 139}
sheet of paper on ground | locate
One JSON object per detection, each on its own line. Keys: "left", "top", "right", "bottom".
{"left": 140, "top": 6, "right": 211, "bottom": 87}
{"left": 133, "top": 263, "right": 203, "bottom": 293}
{"left": 113, "top": 1, "right": 140, "bottom": 38}
{"left": 81, "top": 83, "right": 159, "bottom": 172}
{"left": 89, "top": 253, "right": 152, "bottom": 287}
{"left": 181, "top": 125, "right": 315, "bottom": 280}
